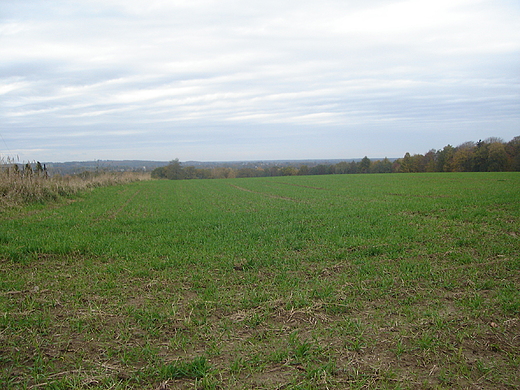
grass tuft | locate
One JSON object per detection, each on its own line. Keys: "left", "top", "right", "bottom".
{"left": 156, "top": 356, "right": 212, "bottom": 380}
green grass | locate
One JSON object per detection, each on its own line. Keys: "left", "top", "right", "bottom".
{"left": 1, "top": 172, "right": 519, "bottom": 389}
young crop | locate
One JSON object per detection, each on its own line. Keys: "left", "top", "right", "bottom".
{"left": 0, "top": 172, "right": 519, "bottom": 389}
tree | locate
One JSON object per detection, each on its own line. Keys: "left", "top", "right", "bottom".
{"left": 347, "top": 161, "right": 358, "bottom": 174}
{"left": 197, "top": 168, "right": 213, "bottom": 179}
{"left": 212, "top": 167, "right": 234, "bottom": 179}
{"left": 359, "top": 156, "right": 371, "bottom": 173}
{"left": 473, "top": 140, "right": 489, "bottom": 172}
{"left": 484, "top": 137, "right": 504, "bottom": 144}
{"left": 436, "top": 145, "right": 455, "bottom": 172}
{"left": 452, "top": 142, "right": 475, "bottom": 172}
{"left": 310, "top": 164, "right": 333, "bottom": 175}
{"left": 151, "top": 166, "right": 166, "bottom": 179}
{"left": 424, "top": 150, "right": 437, "bottom": 172}
{"left": 410, "top": 154, "right": 427, "bottom": 172}
{"left": 165, "top": 159, "right": 184, "bottom": 180}
{"left": 506, "top": 136, "right": 520, "bottom": 171}
{"left": 370, "top": 157, "right": 393, "bottom": 173}
{"left": 281, "top": 166, "right": 298, "bottom": 176}
{"left": 267, "top": 166, "right": 281, "bottom": 176}
{"left": 298, "top": 165, "right": 309, "bottom": 175}
{"left": 334, "top": 161, "right": 349, "bottom": 174}
{"left": 381, "top": 157, "right": 394, "bottom": 173}
{"left": 398, "top": 153, "right": 412, "bottom": 173}
{"left": 487, "top": 142, "right": 508, "bottom": 171}
{"left": 237, "top": 168, "right": 258, "bottom": 178}
{"left": 183, "top": 166, "right": 197, "bottom": 179}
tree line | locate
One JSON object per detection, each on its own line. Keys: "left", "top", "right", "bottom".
{"left": 394, "top": 136, "right": 520, "bottom": 173}
{"left": 152, "top": 136, "right": 520, "bottom": 180}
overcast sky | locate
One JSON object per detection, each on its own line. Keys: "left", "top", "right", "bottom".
{"left": 1, "top": 0, "right": 519, "bottom": 162}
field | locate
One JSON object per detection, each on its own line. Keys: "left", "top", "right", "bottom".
{"left": 1, "top": 173, "right": 519, "bottom": 389}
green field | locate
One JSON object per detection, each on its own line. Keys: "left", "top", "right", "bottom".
{"left": 1, "top": 173, "right": 519, "bottom": 389}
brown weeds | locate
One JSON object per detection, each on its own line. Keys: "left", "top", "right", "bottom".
{"left": 0, "top": 158, "right": 150, "bottom": 209}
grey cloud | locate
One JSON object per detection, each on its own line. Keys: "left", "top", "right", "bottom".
{"left": 1, "top": 0, "right": 519, "bottom": 162}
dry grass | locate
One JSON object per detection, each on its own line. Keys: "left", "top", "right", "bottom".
{"left": 0, "top": 159, "right": 150, "bottom": 209}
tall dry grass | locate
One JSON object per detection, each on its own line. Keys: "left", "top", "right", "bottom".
{"left": 0, "top": 159, "right": 150, "bottom": 209}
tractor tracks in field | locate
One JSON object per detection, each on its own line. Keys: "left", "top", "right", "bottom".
{"left": 276, "top": 181, "right": 328, "bottom": 190}
{"left": 228, "top": 184, "right": 303, "bottom": 203}
{"left": 94, "top": 189, "right": 141, "bottom": 221}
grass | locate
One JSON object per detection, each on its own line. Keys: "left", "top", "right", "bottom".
{"left": 0, "top": 172, "right": 519, "bottom": 389}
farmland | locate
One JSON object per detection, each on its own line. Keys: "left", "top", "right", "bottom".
{"left": 1, "top": 173, "right": 519, "bottom": 389}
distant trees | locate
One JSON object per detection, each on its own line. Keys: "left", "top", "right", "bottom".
{"left": 393, "top": 136, "right": 519, "bottom": 173}
{"left": 370, "top": 157, "right": 393, "bottom": 173}
{"left": 152, "top": 159, "right": 212, "bottom": 180}
{"left": 298, "top": 165, "right": 309, "bottom": 175}
{"left": 153, "top": 136, "right": 520, "bottom": 181}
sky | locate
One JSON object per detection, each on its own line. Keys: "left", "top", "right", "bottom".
{"left": 1, "top": 0, "right": 519, "bottom": 163}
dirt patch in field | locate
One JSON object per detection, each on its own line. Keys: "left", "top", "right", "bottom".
{"left": 2, "top": 244, "right": 519, "bottom": 389}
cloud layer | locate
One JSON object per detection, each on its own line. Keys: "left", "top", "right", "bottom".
{"left": 1, "top": 0, "right": 519, "bottom": 162}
